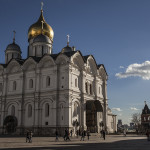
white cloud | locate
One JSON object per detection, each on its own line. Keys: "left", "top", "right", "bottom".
{"left": 119, "top": 66, "right": 124, "bottom": 69}
{"left": 116, "top": 61, "right": 150, "bottom": 80}
{"left": 130, "top": 107, "right": 139, "bottom": 111}
{"left": 112, "top": 108, "right": 122, "bottom": 111}
{"left": 118, "top": 113, "right": 122, "bottom": 116}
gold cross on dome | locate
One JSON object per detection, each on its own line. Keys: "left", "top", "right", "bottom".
{"left": 41, "top": 20, "right": 44, "bottom": 33}
{"left": 41, "top": 2, "right": 44, "bottom": 11}
{"left": 67, "top": 34, "right": 70, "bottom": 45}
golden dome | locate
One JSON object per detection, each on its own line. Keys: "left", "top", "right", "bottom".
{"left": 28, "top": 10, "right": 54, "bottom": 41}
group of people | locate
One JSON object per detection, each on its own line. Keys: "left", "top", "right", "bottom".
{"left": 55, "top": 129, "right": 106, "bottom": 141}
{"left": 26, "top": 130, "right": 33, "bottom": 143}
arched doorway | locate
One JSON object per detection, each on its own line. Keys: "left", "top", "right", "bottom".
{"left": 86, "top": 100, "right": 103, "bottom": 133}
{"left": 4, "top": 115, "right": 18, "bottom": 134}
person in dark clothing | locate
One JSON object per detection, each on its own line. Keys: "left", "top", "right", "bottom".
{"left": 80, "top": 130, "right": 85, "bottom": 141}
{"left": 26, "top": 131, "right": 29, "bottom": 143}
{"left": 70, "top": 130, "right": 72, "bottom": 137}
{"left": 29, "top": 131, "right": 33, "bottom": 143}
{"left": 102, "top": 130, "right": 106, "bottom": 140}
{"left": 146, "top": 130, "right": 150, "bottom": 141}
{"left": 55, "top": 130, "right": 59, "bottom": 141}
{"left": 64, "top": 129, "right": 67, "bottom": 141}
{"left": 87, "top": 130, "right": 90, "bottom": 140}
{"left": 76, "top": 130, "right": 79, "bottom": 138}
{"left": 65, "top": 129, "right": 71, "bottom": 141}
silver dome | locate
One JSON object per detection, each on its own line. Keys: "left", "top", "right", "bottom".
{"left": 33, "top": 34, "right": 51, "bottom": 43}
{"left": 6, "top": 43, "right": 21, "bottom": 52}
{"left": 61, "top": 45, "right": 73, "bottom": 53}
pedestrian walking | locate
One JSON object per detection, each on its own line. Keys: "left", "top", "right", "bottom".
{"left": 55, "top": 130, "right": 59, "bottom": 141}
{"left": 64, "top": 129, "right": 67, "bottom": 141}
{"left": 87, "top": 130, "right": 90, "bottom": 140}
{"left": 70, "top": 130, "right": 72, "bottom": 137}
{"left": 123, "top": 129, "right": 126, "bottom": 137}
{"left": 29, "top": 131, "right": 33, "bottom": 143}
{"left": 146, "top": 130, "right": 150, "bottom": 141}
{"left": 80, "top": 130, "right": 85, "bottom": 141}
{"left": 100, "top": 130, "right": 103, "bottom": 138}
{"left": 102, "top": 130, "right": 106, "bottom": 140}
{"left": 66, "top": 129, "right": 71, "bottom": 141}
{"left": 26, "top": 130, "right": 29, "bottom": 143}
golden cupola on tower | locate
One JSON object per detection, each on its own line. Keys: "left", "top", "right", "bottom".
{"left": 28, "top": 10, "right": 54, "bottom": 42}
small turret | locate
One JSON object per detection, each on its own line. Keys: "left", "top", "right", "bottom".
{"left": 5, "top": 31, "right": 22, "bottom": 64}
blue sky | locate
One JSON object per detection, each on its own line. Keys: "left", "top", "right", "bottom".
{"left": 0, "top": 0, "right": 150, "bottom": 124}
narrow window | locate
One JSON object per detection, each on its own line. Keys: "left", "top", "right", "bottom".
{"left": 11, "top": 105, "right": 15, "bottom": 116}
{"left": 85, "top": 82, "right": 88, "bottom": 93}
{"left": 99, "top": 87, "right": 100, "bottom": 94}
{"left": 29, "top": 79, "right": 33, "bottom": 88}
{"left": 46, "top": 76, "right": 50, "bottom": 87}
{"left": 75, "top": 78, "right": 77, "bottom": 87}
{"left": 90, "top": 84, "right": 92, "bottom": 94}
{"left": 0, "top": 83, "right": 2, "bottom": 92}
{"left": 45, "top": 103, "right": 49, "bottom": 117}
{"left": 28, "top": 104, "right": 32, "bottom": 117}
{"left": 42, "top": 46, "right": 44, "bottom": 55}
{"left": 13, "top": 81, "right": 17, "bottom": 91}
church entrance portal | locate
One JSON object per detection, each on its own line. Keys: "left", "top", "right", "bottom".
{"left": 86, "top": 100, "right": 103, "bottom": 133}
{"left": 4, "top": 115, "right": 18, "bottom": 134}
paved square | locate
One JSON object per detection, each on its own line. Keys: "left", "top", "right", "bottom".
{"left": 0, "top": 134, "right": 149, "bottom": 150}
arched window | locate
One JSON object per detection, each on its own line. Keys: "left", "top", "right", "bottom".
{"left": 73, "top": 102, "right": 78, "bottom": 117}
{"left": 13, "top": 81, "right": 17, "bottom": 91}
{"left": 28, "top": 104, "right": 32, "bottom": 117}
{"left": 46, "top": 76, "right": 50, "bottom": 87}
{"left": 85, "top": 82, "right": 88, "bottom": 93}
{"left": 29, "top": 79, "right": 33, "bottom": 88}
{"left": 45, "top": 103, "right": 49, "bottom": 117}
{"left": 11, "top": 105, "right": 15, "bottom": 116}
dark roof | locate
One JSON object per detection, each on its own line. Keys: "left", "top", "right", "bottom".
{"left": 61, "top": 45, "right": 73, "bottom": 53}
{"left": 83, "top": 55, "right": 90, "bottom": 61}
{"left": 63, "top": 51, "right": 77, "bottom": 57}
{"left": 142, "top": 104, "right": 150, "bottom": 114}
{"left": 15, "top": 59, "right": 25, "bottom": 65}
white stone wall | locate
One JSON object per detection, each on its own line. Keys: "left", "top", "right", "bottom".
{"left": 0, "top": 50, "right": 109, "bottom": 135}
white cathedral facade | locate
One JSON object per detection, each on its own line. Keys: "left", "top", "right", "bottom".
{"left": 0, "top": 7, "right": 116, "bottom": 135}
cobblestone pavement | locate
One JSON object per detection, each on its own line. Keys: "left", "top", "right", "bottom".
{"left": 0, "top": 134, "right": 149, "bottom": 150}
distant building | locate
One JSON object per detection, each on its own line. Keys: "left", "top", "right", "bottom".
{"left": 130, "top": 123, "right": 135, "bottom": 129}
{"left": 141, "top": 102, "right": 150, "bottom": 131}
{"left": 117, "top": 119, "right": 122, "bottom": 128}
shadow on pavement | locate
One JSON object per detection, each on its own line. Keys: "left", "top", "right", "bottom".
{"left": 0, "top": 138, "right": 150, "bottom": 150}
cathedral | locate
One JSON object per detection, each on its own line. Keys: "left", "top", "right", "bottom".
{"left": 0, "top": 5, "right": 116, "bottom": 135}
